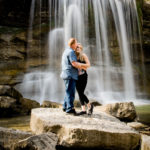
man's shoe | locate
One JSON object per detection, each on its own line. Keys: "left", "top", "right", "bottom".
{"left": 66, "top": 109, "right": 77, "bottom": 115}
{"left": 78, "top": 111, "right": 86, "bottom": 115}
{"left": 62, "top": 108, "right": 66, "bottom": 112}
{"left": 87, "top": 104, "right": 94, "bottom": 115}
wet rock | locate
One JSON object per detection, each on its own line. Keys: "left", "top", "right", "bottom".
{"left": 0, "top": 96, "right": 16, "bottom": 108}
{"left": 41, "top": 100, "right": 61, "bottom": 108}
{"left": 19, "top": 98, "right": 40, "bottom": 115}
{"left": 13, "top": 132, "right": 58, "bottom": 150}
{"left": 30, "top": 108, "right": 140, "bottom": 150}
{"left": 0, "top": 85, "right": 40, "bottom": 117}
{"left": 0, "top": 85, "right": 22, "bottom": 100}
{"left": 74, "top": 100, "right": 81, "bottom": 108}
{"left": 0, "top": 0, "right": 31, "bottom": 27}
{"left": 0, "top": 127, "right": 32, "bottom": 150}
{"left": 90, "top": 100, "right": 102, "bottom": 106}
{"left": 143, "top": 0, "right": 150, "bottom": 63}
{"left": 0, "top": 96, "right": 18, "bottom": 117}
{"left": 127, "top": 122, "right": 150, "bottom": 135}
{"left": 101, "top": 102, "right": 137, "bottom": 122}
{"left": 141, "top": 135, "right": 150, "bottom": 150}
{"left": 127, "top": 122, "right": 148, "bottom": 130}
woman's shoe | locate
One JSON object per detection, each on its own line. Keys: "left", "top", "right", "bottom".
{"left": 87, "top": 104, "right": 94, "bottom": 115}
{"left": 78, "top": 111, "right": 86, "bottom": 115}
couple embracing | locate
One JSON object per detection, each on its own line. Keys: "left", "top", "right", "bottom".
{"left": 60, "top": 38, "right": 94, "bottom": 116}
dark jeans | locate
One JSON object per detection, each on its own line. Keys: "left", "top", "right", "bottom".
{"left": 76, "top": 73, "right": 89, "bottom": 106}
{"left": 63, "top": 78, "right": 76, "bottom": 112}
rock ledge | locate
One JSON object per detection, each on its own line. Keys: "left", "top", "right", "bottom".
{"left": 30, "top": 108, "right": 140, "bottom": 150}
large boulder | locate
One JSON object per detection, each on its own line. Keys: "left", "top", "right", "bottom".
{"left": 0, "top": 85, "right": 22, "bottom": 100}
{"left": 30, "top": 108, "right": 141, "bottom": 150}
{"left": 0, "top": 96, "right": 17, "bottom": 117}
{"left": 19, "top": 98, "right": 40, "bottom": 115}
{"left": 101, "top": 102, "right": 137, "bottom": 122}
{"left": 0, "top": 96, "right": 16, "bottom": 108}
{"left": 0, "top": 85, "right": 40, "bottom": 117}
{"left": 12, "top": 132, "right": 58, "bottom": 150}
{"left": 0, "top": 127, "right": 32, "bottom": 150}
{"left": 141, "top": 135, "right": 150, "bottom": 150}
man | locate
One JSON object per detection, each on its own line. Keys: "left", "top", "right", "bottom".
{"left": 60, "top": 38, "right": 85, "bottom": 115}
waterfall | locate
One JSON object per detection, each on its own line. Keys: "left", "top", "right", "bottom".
{"left": 15, "top": 0, "right": 150, "bottom": 105}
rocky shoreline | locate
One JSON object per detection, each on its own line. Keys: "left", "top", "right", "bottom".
{"left": 0, "top": 86, "right": 150, "bottom": 150}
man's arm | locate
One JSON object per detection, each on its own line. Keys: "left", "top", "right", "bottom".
{"left": 71, "top": 61, "right": 82, "bottom": 69}
{"left": 72, "top": 54, "right": 91, "bottom": 70}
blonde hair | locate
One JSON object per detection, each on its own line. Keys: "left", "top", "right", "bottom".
{"left": 76, "top": 43, "right": 84, "bottom": 62}
{"left": 68, "top": 38, "right": 76, "bottom": 47}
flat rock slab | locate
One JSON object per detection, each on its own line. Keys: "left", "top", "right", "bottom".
{"left": 30, "top": 108, "right": 141, "bottom": 150}
{"left": 13, "top": 132, "right": 58, "bottom": 150}
{"left": 141, "top": 135, "right": 150, "bottom": 150}
{"left": 0, "top": 127, "right": 32, "bottom": 149}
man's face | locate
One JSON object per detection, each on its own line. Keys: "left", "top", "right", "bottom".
{"left": 72, "top": 40, "right": 77, "bottom": 50}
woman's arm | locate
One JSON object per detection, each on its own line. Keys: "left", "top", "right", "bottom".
{"left": 81, "top": 53, "right": 91, "bottom": 70}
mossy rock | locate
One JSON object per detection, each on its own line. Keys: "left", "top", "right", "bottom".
{"left": 41, "top": 100, "right": 61, "bottom": 108}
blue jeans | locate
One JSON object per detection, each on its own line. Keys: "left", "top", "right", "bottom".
{"left": 63, "top": 78, "right": 76, "bottom": 112}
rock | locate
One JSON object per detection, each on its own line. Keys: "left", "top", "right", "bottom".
{"left": 0, "top": 127, "right": 32, "bottom": 150}
{"left": 0, "top": 96, "right": 18, "bottom": 117}
{"left": 0, "top": 96, "right": 40, "bottom": 117}
{"left": 127, "top": 122, "right": 150, "bottom": 135}
{"left": 0, "top": 96, "right": 16, "bottom": 108}
{"left": 141, "top": 135, "right": 150, "bottom": 150}
{"left": 0, "top": 85, "right": 22, "bottom": 100}
{"left": 41, "top": 100, "right": 61, "bottom": 108}
{"left": 0, "top": 85, "right": 40, "bottom": 117}
{"left": 30, "top": 108, "right": 141, "bottom": 150}
{"left": 90, "top": 100, "right": 102, "bottom": 106}
{"left": 74, "top": 100, "right": 101, "bottom": 108}
{"left": 101, "top": 102, "right": 137, "bottom": 122}
{"left": 143, "top": 0, "right": 150, "bottom": 63}
{"left": 127, "top": 122, "right": 149, "bottom": 130}
{"left": 74, "top": 100, "right": 81, "bottom": 108}
{"left": 19, "top": 98, "right": 40, "bottom": 114}
{"left": 13, "top": 132, "right": 58, "bottom": 150}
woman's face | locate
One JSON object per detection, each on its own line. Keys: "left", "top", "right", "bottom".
{"left": 76, "top": 45, "right": 82, "bottom": 53}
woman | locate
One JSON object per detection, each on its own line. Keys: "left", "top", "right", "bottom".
{"left": 76, "top": 43, "right": 94, "bottom": 115}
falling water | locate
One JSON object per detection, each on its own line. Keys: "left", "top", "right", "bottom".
{"left": 16, "top": 0, "right": 150, "bottom": 105}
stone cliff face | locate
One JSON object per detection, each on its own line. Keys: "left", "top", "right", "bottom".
{"left": 143, "top": 0, "right": 150, "bottom": 63}
{"left": 0, "top": 0, "right": 149, "bottom": 88}
{"left": 0, "top": 0, "right": 31, "bottom": 27}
